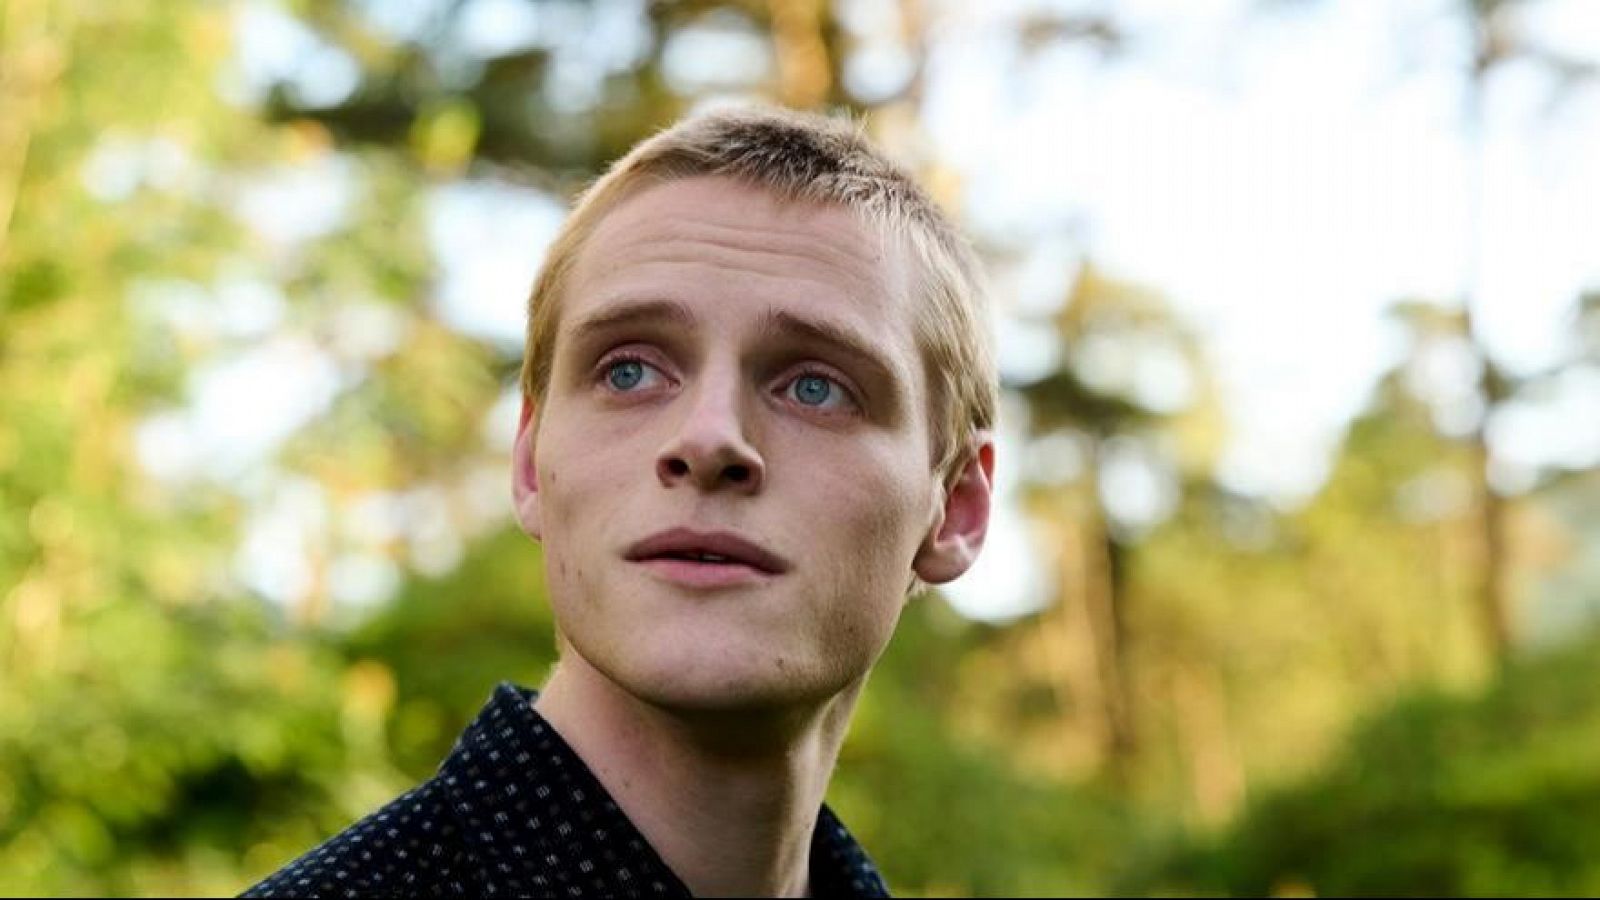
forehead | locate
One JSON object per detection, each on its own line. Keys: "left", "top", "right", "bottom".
{"left": 561, "top": 175, "right": 916, "bottom": 344}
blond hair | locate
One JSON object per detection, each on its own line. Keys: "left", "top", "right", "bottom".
{"left": 520, "top": 105, "right": 996, "bottom": 484}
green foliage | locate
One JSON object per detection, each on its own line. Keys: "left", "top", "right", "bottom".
{"left": 1, "top": 606, "right": 357, "bottom": 895}
{"left": 836, "top": 598, "right": 1150, "bottom": 897}
{"left": 3, "top": 0, "right": 1598, "bottom": 896}
{"left": 337, "top": 526, "right": 557, "bottom": 780}
{"left": 0, "top": 0, "right": 488, "bottom": 892}
{"left": 1129, "top": 634, "right": 1600, "bottom": 897}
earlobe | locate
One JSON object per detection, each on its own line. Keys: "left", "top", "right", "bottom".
{"left": 912, "top": 434, "right": 996, "bottom": 585}
{"left": 511, "top": 396, "right": 544, "bottom": 541}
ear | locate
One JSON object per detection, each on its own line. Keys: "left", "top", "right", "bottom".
{"left": 912, "top": 433, "right": 996, "bottom": 585}
{"left": 511, "top": 396, "right": 544, "bottom": 541}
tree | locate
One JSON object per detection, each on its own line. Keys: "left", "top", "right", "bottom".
{"left": 957, "top": 262, "right": 1225, "bottom": 784}
{"left": 1125, "top": 632, "right": 1600, "bottom": 897}
{"left": 0, "top": 2, "right": 379, "bottom": 893}
{"left": 1272, "top": 0, "right": 1600, "bottom": 667}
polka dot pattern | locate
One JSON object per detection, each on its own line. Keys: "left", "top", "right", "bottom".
{"left": 242, "top": 683, "right": 890, "bottom": 898}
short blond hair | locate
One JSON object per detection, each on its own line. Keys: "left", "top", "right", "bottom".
{"left": 520, "top": 105, "right": 996, "bottom": 483}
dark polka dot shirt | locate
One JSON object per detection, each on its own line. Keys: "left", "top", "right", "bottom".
{"left": 241, "top": 683, "right": 890, "bottom": 898}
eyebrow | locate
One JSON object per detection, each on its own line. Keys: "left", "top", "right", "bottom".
{"left": 564, "top": 296, "right": 907, "bottom": 397}
{"left": 566, "top": 298, "right": 697, "bottom": 348}
{"left": 758, "top": 308, "right": 906, "bottom": 393}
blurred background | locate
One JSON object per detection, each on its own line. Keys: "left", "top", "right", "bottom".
{"left": 3, "top": 0, "right": 1599, "bottom": 894}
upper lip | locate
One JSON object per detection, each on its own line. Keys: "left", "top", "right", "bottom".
{"left": 625, "top": 527, "right": 791, "bottom": 574}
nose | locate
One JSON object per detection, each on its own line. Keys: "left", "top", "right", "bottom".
{"left": 656, "top": 367, "right": 765, "bottom": 494}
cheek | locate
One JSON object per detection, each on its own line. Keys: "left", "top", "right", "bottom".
{"left": 537, "top": 487, "right": 585, "bottom": 607}
{"left": 806, "top": 438, "right": 933, "bottom": 614}
{"left": 534, "top": 423, "right": 623, "bottom": 601}
{"left": 538, "top": 405, "right": 633, "bottom": 515}
{"left": 844, "top": 437, "right": 934, "bottom": 550}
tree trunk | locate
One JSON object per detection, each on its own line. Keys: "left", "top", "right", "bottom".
{"left": 1082, "top": 493, "right": 1136, "bottom": 772}
{"left": 1035, "top": 483, "right": 1134, "bottom": 777}
{"left": 1462, "top": 19, "right": 1513, "bottom": 669}
{"left": 1467, "top": 353, "right": 1513, "bottom": 665}
{"left": 1069, "top": 449, "right": 1138, "bottom": 776}
{"left": 1168, "top": 660, "right": 1244, "bottom": 827}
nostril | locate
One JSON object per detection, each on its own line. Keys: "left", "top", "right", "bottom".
{"left": 726, "top": 465, "right": 750, "bottom": 484}
{"left": 665, "top": 458, "right": 689, "bottom": 477}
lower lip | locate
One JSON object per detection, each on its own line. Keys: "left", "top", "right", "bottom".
{"left": 635, "top": 558, "right": 777, "bottom": 589}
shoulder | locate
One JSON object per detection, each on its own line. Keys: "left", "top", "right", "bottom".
{"left": 239, "top": 777, "right": 477, "bottom": 898}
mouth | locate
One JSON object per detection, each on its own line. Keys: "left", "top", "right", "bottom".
{"left": 624, "top": 527, "right": 791, "bottom": 588}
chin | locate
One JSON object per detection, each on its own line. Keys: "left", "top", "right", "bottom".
{"left": 640, "top": 649, "right": 822, "bottom": 713}
{"left": 553, "top": 573, "right": 880, "bottom": 718}
{"left": 609, "top": 626, "right": 857, "bottom": 718}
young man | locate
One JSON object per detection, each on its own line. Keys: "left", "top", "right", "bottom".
{"left": 244, "top": 105, "right": 996, "bottom": 898}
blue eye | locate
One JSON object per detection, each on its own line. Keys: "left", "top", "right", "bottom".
{"left": 793, "top": 375, "right": 832, "bottom": 406}
{"left": 606, "top": 359, "right": 648, "bottom": 391}
{"left": 788, "top": 373, "right": 854, "bottom": 411}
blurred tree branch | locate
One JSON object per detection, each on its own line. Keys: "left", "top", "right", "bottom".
{"left": 0, "top": 0, "right": 72, "bottom": 268}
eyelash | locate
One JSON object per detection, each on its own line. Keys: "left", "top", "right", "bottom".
{"left": 592, "top": 351, "right": 860, "bottom": 414}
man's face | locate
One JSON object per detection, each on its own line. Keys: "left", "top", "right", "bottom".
{"left": 515, "top": 175, "right": 976, "bottom": 715}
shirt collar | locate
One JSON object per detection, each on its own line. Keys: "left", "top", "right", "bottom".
{"left": 439, "top": 682, "right": 890, "bottom": 898}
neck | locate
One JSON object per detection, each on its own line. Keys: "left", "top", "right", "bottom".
{"left": 533, "top": 651, "right": 861, "bottom": 898}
